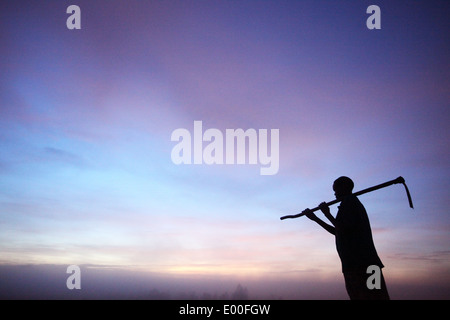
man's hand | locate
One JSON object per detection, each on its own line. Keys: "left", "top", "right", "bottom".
{"left": 318, "top": 201, "right": 336, "bottom": 226}
{"left": 303, "top": 206, "right": 336, "bottom": 235}
{"left": 303, "top": 208, "right": 317, "bottom": 221}
{"left": 318, "top": 202, "right": 331, "bottom": 215}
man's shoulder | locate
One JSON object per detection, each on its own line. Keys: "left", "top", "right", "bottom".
{"left": 339, "top": 195, "right": 366, "bottom": 215}
{"left": 340, "top": 195, "right": 362, "bottom": 207}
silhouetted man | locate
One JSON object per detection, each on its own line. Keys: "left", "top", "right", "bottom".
{"left": 304, "top": 176, "right": 390, "bottom": 300}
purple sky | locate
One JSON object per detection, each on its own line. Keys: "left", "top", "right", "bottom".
{"left": 0, "top": 0, "right": 449, "bottom": 299}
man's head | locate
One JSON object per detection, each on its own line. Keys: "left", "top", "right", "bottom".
{"left": 333, "top": 176, "right": 354, "bottom": 199}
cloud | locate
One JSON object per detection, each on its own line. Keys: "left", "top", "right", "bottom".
{"left": 388, "top": 251, "right": 450, "bottom": 264}
{"left": 43, "top": 147, "right": 87, "bottom": 167}
{"left": 2, "top": 262, "right": 448, "bottom": 300}
{"left": 0, "top": 263, "right": 346, "bottom": 300}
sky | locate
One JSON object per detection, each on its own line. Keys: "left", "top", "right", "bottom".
{"left": 0, "top": 0, "right": 449, "bottom": 299}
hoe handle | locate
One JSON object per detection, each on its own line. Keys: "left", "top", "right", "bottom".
{"left": 280, "top": 176, "right": 413, "bottom": 220}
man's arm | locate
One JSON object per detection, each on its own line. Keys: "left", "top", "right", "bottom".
{"left": 318, "top": 202, "right": 337, "bottom": 227}
{"left": 304, "top": 209, "right": 336, "bottom": 235}
{"left": 320, "top": 199, "right": 361, "bottom": 233}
